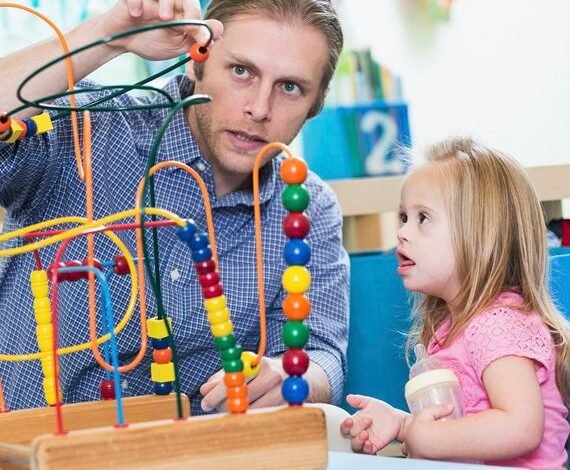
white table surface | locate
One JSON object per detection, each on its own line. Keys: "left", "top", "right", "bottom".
{"left": 327, "top": 452, "right": 519, "bottom": 470}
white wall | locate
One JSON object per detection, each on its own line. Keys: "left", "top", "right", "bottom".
{"left": 337, "top": 0, "right": 570, "bottom": 169}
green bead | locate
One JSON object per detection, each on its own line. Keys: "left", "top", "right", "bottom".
{"left": 223, "top": 358, "right": 244, "bottom": 373}
{"left": 214, "top": 334, "right": 236, "bottom": 350}
{"left": 220, "top": 345, "right": 243, "bottom": 361}
{"left": 282, "top": 185, "right": 309, "bottom": 212}
{"left": 282, "top": 321, "right": 309, "bottom": 348}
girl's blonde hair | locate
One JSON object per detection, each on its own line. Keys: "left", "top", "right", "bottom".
{"left": 407, "top": 136, "right": 570, "bottom": 406}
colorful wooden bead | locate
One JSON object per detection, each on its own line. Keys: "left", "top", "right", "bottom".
{"left": 220, "top": 345, "right": 243, "bottom": 361}
{"left": 151, "top": 362, "right": 175, "bottom": 382}
{"left": 211, "top": 320, "right": 233, "bottom": 338}
{"left": 189, "top": 232, "right": 209, "bottom": 250}
{"left": 241, "top": 351, "right": 260, "bottom": 379}
{"left": 282, "top": 376, "right": 309, "bottom": 405}
{"left": 222, "top": 359, "right": 244, "bottom": 373}
{"left": 191, "top": 247, "right": 213, "bottom": 263}
{"left": 283, "top": 239, "right": 311, "bottom": 266}
{"left": 195, "top": 259, "right": 216, "bottom": 274}
{"left": 147, "top": 317, "right": 173, "bottom": 339}
{"left": 151, "top": 337, "right": 170, "bottom": 349}
{"left": 202, "top": 284, "right": 224, "bottom": 299}
{"left": 280, "top": 158, "right": 308, "bottom": 185}
{"left": 100, "top": 379, "right": 116, "bottom": 400}
{"left": 153, "top": 381, "right": 173, "bottom": 395}
{"left": 282, "top": 294, "right": 311, "bottom": 321}
{"left": 0, "top": 115, "right": 11, "bottom": 134}
{"left": 176, "top": 220, "right": 198, "bottom": 241}
{"left": 30, "top": 113, "right": 53, "bottom": 135}
{"left": 282, "top": 321, "right": 309, "bottom": 348}
{"left": 214, "top": 334, "right": 236, "bottom": 350}
{"left": 190, "top": 43, "right": 209, "bottom": 62}
{"left": 282, "top": 266, "right": 311, "bottom": 294}
{"left": 282, "top": 348, "right": 310, "bottom": 376}
{"left": 283, "top": 212, "right": 310, "bottom": 239}
{"left": 198, "top": 271, "right": 220, "bottom": 288}
{"left": 282, "top": 185, "right": 309, "bottom": 212}
{"left": 112, "top": 255, "right": 130, "bottom": 275}
{"left": 224, "top": 372, "right": 245, "bottom": 387}
{"left": 227, "top": 397, "right": 248, "bottom": 413}
{"left": 204, "top": 296, "right": 227, "bottom": 312}
{"left": 227, "top": 384, "right": 248, "bottom": 399}
{"left": 207, "top": 308, "right": 230, "bottom": 325}
{"left": 152, "top": 347, "right": 173, "bottom": 364}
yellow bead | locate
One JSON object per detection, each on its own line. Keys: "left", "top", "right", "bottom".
{"left": 207, "top": 308, "right": 230, "bottom": 325}
{"left": 34, "top": 297, "right": 52, "bottom": 324}
{"left": 282, "top": 266, "right": 311, "bottom": 294}
{"left": 37, "top": 324, "right": 53, "bottom": 352}
{"left": 43, "top": 377, "right": 60, "bottom": 406}
{"left": 146, "top": 317, "right": 173, "bottom": 339}
{"left": 30, "top": 270, "right": 49, "bottom": 298}
{"left": 5, "top": 119, "right": 23, "bottom": 144}
{"left": 31, "top": 113, "right": 54, "bottom": 135}
{"left": 211, "top": 320, "right": 233, "bottom": 338}
{"left": 151, "top": 362, "right": 175, "bottom": 383}
{"left": 204, "top": 295, "right": 227, "bottom": 313}
{"left": 241, "top": 351, "right": 261, "bottom": 379}
{"left": 41, "top": 354, "right": 59, "bottom": 377}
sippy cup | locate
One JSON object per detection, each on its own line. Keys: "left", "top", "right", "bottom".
{"left": 404, "top": 344, "right": 464, "bottom": 420}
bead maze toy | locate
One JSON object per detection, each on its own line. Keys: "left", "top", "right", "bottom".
{"left": 0, "top": 4, "right": 330, "bottom": 469}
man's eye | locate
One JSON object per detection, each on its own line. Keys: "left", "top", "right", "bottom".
{"left": 282, "top": 82, "right": 301, "bottom": 95}
{"left": 233, "top": 65, "right": 248, "bottom": 76}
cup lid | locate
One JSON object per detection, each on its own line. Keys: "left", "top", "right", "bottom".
{"left": 404, "top": 368, "right": 459, "bottom": 398}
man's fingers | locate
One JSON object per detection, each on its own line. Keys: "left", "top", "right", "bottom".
{"left": 248, "top": 387, "right": 283, "bottom": 409}
{"left": 158, "top": 0, "right": 175, "bottom": 20}
{"left": 126, "top": 0, "right": 143, "bottom": 17}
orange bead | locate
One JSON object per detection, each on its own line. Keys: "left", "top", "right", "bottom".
{"left": 280, "top": 158, "right": 308, "bottom": 185}
{"left": 190, "top": 43, "right": 209, "bottom": 62}
{"left": 227, "top": 384, "right": 248, "bottom": 399}
{"left": 152, "top": 347, "right": 172, "bottom": 364}
{"left": 227, "top": 396, "right": 249, "bottom": 414}
{"left": 283, "top": 293, "right": 311, "bottom": 320}
{"left": 224, "top": 372, "right": 245, "bottom": 387}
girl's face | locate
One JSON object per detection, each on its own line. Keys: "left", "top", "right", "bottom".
{"left": 396, "top": 166, "right": 461, "bottom": 305}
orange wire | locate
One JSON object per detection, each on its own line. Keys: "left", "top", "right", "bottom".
{"left": 252, "top": 142, "right": 294, "bottom": 367}
{"left": 0, "top": 377, "right": 5, "bottom": 412}
{"left": 0, "top": 3, "right": 84, "bottom": 180}
{"left": 83, "top": 111, "right": 147, "bottom": 373}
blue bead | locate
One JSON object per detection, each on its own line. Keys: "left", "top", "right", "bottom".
{"left": 283, "top": 239, "right": 311, "bottom": 266}
{"left": 190, "top": 232, "right": 209, "bottom": 250}
{"left": 153, "top": 381, "right": 173, "bottom": 395}
{"left": 176, "top": 220, "right": 198, "bottom": 241}
{"left": 191, "top": 247, "right": 212, "bottom": 262}
{"left": 151, "top": 337, "right": 170, "bottom": 349}
{"left": 23, "top": 118, "right": 37, "bottom": 137}
{"left": 281, "top": 376, "right": 309, "bottom": 405}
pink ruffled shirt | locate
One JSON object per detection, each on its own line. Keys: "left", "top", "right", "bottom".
{"left": 427, "top": 292, "right": 569, "bottom": 469}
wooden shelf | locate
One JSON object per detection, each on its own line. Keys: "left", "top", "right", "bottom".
{"left": 329, "top": 164, "right": 570, "bottom": 252}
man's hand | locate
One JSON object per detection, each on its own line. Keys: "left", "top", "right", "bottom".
{"left": 340, "top": 394, "right": 412, "bottom": 454}
{"left": 101, "top": 0, "right": 223, "bottom": 60}
{"left": 200, "top": 356, "right": 287, "bottom": 412}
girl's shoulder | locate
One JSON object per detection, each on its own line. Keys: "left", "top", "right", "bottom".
{"left": 464, "top": 295, "right": 555, "bottom": 381}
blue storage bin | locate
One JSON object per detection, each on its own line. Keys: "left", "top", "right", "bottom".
{"left": 301, "top": 101, "right": 411, "bottom": 180}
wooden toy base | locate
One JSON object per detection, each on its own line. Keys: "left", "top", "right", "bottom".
{"left": 0, "top": 396, "right": 327, "bottom": 469}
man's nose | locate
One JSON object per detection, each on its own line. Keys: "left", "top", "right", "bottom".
{"left": 243, "top": 84, "right": 272, "bottom": 122}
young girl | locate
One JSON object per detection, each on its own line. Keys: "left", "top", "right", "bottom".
{"left": 340, "top": 137, "right": 570, "bottom": 468}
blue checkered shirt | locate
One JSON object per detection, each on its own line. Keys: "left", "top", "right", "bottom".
{"left": 0, "top": 75, "right": 349, "bottom": 414}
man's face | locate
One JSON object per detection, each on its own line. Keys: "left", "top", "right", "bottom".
{"left": 187, "top": 14, "right": 328, "bottom": 195}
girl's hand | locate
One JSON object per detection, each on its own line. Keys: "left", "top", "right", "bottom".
{"left": 100, "top": 0, "right": 223, "bottom": 60}
{"left": 402, "top": 404, "right": 454, "bottom": 458}
{"left": 340, "top": 394, "right": 410, "bottom": 454}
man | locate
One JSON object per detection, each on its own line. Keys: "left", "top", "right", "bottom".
{"left": 0, "top": 0, "right": 349, "bottom": 415}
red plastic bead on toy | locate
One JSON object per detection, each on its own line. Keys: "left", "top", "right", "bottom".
{"left": 283, "top": 212, "right": 311, "bottom": 239}
{"left": 47, "top": 262, "right": 68, "bottom": 282}
{"left": 190, "top": 43, "right": 209, "bottom": 62}
{"left": 198, "top": 271, "right": 220, "bottom": 288}
{"left": 202, "top": 284, "right": 223, "bottom": 299}
{"left": 195, "top": 259, "right": 216, "bottom": 275}
{"left": 100, "top": 379, "right": 115, "bottom": 400}
{"left": 81, "top": 258, "right": 103, "bottom": 273}
{"left": 64, "top": 260, "right": 85, "bottom": 282}
{"left": 0, "top": 115, "right": 11, "bottom": 134}
{"left": 153, "top": 347, "right": 173, "bottom": 364}
{"left": 280, "top": 158, "right": 308, "bottom": 185}
{"left": 282, "top": 348, "right": 310, "bottom": 376}
{"left": 113, "top": 255, "right": 130, "bottom": 275}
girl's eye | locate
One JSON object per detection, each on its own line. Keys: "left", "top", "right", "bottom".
{"left": 399, "top": 212, "right": 408, "bottom": 224}
{"left": 419, "top": 212, "right": 429, "bottom": 224}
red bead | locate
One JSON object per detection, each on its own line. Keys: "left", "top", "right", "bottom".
{"left": 195, "top": 259, "right": 216, "bottom": 275}
{"left": 283, "top": 212, "right": 310, "bottom": 239}
{"left": 202, "top": 284, "right": 223, "bottom": 299}
{"left": 190, "top": 43, "right": 209, "bottom": 62}
{"left": 100, "top": 379, "right": 115, "bottom": 400}
{"left": 280, "top": 158, "right": 308, "bottom": 185}
{"left": 64, "top": 260, "right": 84, "bottom": 282}
{"left": 283, "top": 348, "right": 310, "bottom": 376}
{"left": 0, "top": 115, "right": 11, "bottom": 134}
{"left": 47, "top": 262, "right": 68, "bottom": 282}
{"left": 113, "top": 255, "right": 130, "bottom": 275}
{"left": 153, "top": 347, "right": 172, "bottom": 364}
{"left": 198, "top": 271, "right": 220, "bottom": 288}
